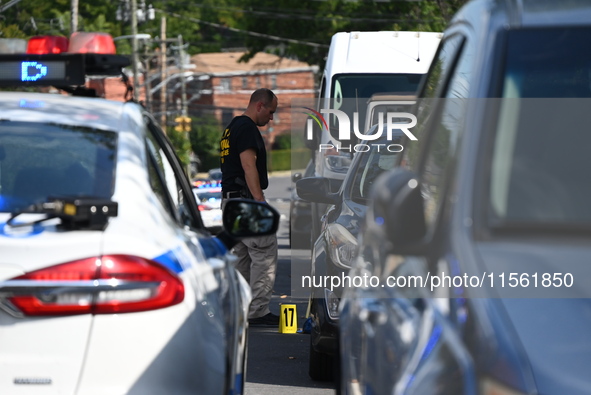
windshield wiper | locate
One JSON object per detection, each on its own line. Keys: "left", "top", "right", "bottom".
{"left": 7, "top": 203, "right": 57, "bottom": 228}
{"left": 7, "top": 197, "right": 118, "bottom": 231}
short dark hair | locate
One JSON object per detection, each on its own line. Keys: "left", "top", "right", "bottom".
{"left": 250, "top": 88, "right": 276, "bottom": 106}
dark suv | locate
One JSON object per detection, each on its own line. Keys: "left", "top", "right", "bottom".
{"left": 297, "top": 126, "right": 403, "bottom": 381}
{"left": 339, "top": 0, "right": 591, "bottom": 394}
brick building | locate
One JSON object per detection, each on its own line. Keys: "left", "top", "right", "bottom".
{"left": 187, "top": 51, "right": 318, "bottom": 145}
{"left": 87, "top": 51, "right": 318, "bottom": 147}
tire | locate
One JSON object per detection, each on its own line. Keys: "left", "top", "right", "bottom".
{"left": 309, "top": 337, "right": 335, "bottom": 381}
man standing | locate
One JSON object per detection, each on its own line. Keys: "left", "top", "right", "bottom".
{"left": 220, "top": 88, "right": 279, "bottom": 326}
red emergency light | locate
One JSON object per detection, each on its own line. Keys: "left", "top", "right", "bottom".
{"left": 26, "top": 36, "right": 69, "bottom": 54}
{"left": 68, "top": 32, "right": 116, "bottom": 54}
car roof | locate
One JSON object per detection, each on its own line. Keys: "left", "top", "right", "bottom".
{"left": 453, "top": 0, "right": 591, "bottom": 29}
{"left": 326, "top": 31, "right": 442, "bottom": 75}
{"left": 0, "top": 91, "right": 139, "bottom": 132}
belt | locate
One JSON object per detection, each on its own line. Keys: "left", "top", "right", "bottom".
{"left": 223, "top": 191, "right": 242, "bottom": 199}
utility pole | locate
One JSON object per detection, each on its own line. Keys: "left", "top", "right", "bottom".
{"left": 130, "top": 0, "right": 140, "bottom": 102}
{"left": 143, "top": 43, "right": 151, "bottom": 112}
{"left": 159, "top": 16, "right": 167, "bottom": 130}
{"left": 70, "top": 0, "right": 78, "bottom": 33}
{"left": 178, "top": 35, "right": 188, "bottom": 118}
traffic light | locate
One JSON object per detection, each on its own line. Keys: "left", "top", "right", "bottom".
{"left": 174, "top": 116, "right": 191, "bottom": 132}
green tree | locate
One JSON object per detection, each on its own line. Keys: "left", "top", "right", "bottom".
{"left": 166, "top": 126, "right": 192, "bottom": 170}
{"left": 189, "top": 114, "right": 222, "bottom": 171}
{"left": 234, "top": 0, "right": 468, "bottom": 71}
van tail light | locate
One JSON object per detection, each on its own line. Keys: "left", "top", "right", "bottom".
{"left": 2, "top": 255, "right": 184, "bottom": 316}
{"left": 198, "top": 204, "right": 212, "bottom": 211}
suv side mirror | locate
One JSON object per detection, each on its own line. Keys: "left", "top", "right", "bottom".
{"left": 291, "top": 172, "right": 303, "bottom": 183}
{"left": 296, "top": 177, "right": 340, "bottom": 205}
{"left": 365, "top": 168, "right": 427, "bottom": 255}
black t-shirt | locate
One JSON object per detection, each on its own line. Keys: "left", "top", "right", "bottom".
{"left": 220, "top": 115, "right": 269, "bottom": 192}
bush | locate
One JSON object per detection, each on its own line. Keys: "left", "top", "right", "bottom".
{"left": 268, "top": 148, "right": 311, "bottom": 172}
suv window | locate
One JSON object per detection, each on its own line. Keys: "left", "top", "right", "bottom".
{"left": 0, "top": 121, "right": 117, "bottom": 212}
{"left": 401, "top": 34, "right": 465, "bottom": 172}
{"left": 501, "top": 27, "right": 591, "bottom": 98}
{"left": 420, "top": 37, "right": 473, "bottom": 230}
{"left": 489, "top": 27, "right": 591, "bottom": 227}
{"left": 349, "top": 130, "right": 402, "bottom": 203}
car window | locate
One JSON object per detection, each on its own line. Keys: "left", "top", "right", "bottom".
{"left": 402, "top": 35, "right": 466, "bottom": 172}
{"left": 0, "top": 121, "right": 117, "bottom": 212}
{"left": 330, "top": 73, "right": 423, "bottom": 134}
{"left": 419, "top": 36, "right": 472, "bottom": 231}
{"left": 144, "top": 118, "right": 199, "bottom": 229}
{"left": 349, "top": 134, "right": 402, "bottom": 203}
{"left": 501, "top": 27, "right": 591, "bottom": 99}
{"left": 489, "top": 27, "right": 591, "bottom": 227}
{"left": 419, "top": 35, "right": 465, "bottom": 100}
{"left": 146, "top": 143, "right": 176, "bottom": 218}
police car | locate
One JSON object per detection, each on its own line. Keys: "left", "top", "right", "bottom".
{"left": 0, "top": 35, "right": 279, "bottom": 395}
{"left": 193, "top": 181, "right": 223, "bottom": 233}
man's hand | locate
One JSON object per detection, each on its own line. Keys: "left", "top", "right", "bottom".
{"left": 240, "top": 149, "right": 266, "bottom": 202}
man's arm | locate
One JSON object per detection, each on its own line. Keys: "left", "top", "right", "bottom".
{"left": 239, "top": 148, "right": 265, "bottom": 202}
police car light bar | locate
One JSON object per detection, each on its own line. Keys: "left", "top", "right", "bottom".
{"left": 0, "top": 53, "right": 131, "bottom": 87}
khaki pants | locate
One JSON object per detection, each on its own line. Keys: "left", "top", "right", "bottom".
{"left": 232, "top": 233, "right": 278, "bottom": 319}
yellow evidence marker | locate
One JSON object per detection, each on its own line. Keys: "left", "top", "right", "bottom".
{"left": 279, "top": 304, "right": 298, "bottom": 333}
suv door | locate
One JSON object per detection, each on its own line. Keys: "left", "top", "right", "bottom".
{"left": 340, "top": 32, "right": 476, "bottom": 394}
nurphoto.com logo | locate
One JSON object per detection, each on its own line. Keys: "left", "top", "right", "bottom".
{"left": 301, "top": 106, "right": 419, "bottom": 153}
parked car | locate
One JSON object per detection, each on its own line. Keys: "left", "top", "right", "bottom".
{"left": 0, "top": 51, "right": 279, "bottom": 395}
{"left": 297, "top": 125, "right": 404, "bottom": 381}
{"left": 208, "top": 168, "right": 223, "bottom": 182}
{"left": 307, "top": 30, "right": 441, "bottom": 249}
{"left": 193, "top": 182, "right": 223, "bottom": 234}
{"left": 289, "top": 159, "right": 315, "bottom": 249}
{"left": 339, "top": 1, "right": 591, "bottom": 394}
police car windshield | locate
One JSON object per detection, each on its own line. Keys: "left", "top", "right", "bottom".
{"left": 0, "top": 121, "right": 117, "bottom": 212}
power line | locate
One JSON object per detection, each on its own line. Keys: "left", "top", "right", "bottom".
{"left": 0, "top": 0, "right": 24, "bottom": 13}
{"left": 155, "top": 9, "right": 329, "bottom": 49}
{"left": 157, "top": 1, "right": 444, "bottom": 24}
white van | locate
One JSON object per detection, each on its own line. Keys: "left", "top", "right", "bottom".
{"left": 306, "top": 30, "right": 441, "bottom": 241}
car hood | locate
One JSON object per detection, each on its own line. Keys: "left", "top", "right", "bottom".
{"left": 476, "top": 240, "right": 591, "bottom": 395}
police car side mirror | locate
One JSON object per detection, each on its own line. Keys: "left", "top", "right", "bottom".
{"left": 221, "top": 199, "right": 280, "bottom": 239}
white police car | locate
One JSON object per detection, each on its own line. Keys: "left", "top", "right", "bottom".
{"left": 0, "top": 49, "right": 279, "bottom": 394}
{"left": 193, "top": 182, "right": 223, "bottom": 233}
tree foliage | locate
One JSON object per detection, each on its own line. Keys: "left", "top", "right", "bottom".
{"left": 1, "top": 0, "right": 467, "bottom": 171}
{"left": 189, "top": 114, "right": 222, "bottom": 171}
{"left": 2, "top": 0, "right": 467, "bottom": 64}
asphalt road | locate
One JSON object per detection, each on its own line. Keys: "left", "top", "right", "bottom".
{"left": 244, "top": 174, "right": 336, "bottom": 395}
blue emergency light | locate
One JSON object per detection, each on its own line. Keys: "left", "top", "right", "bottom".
{"left": 0, "top": 54, "right": 84, "bottom": 86}
{"left": 0, "top": 53, "right": 130, "bottom": 87}
{"left": 22, "top": 61, "right": 48, "bottom": 81}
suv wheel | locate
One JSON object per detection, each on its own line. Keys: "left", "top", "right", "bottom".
{"left": 309, "top": 338, "right": 335, "bottom": 381}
